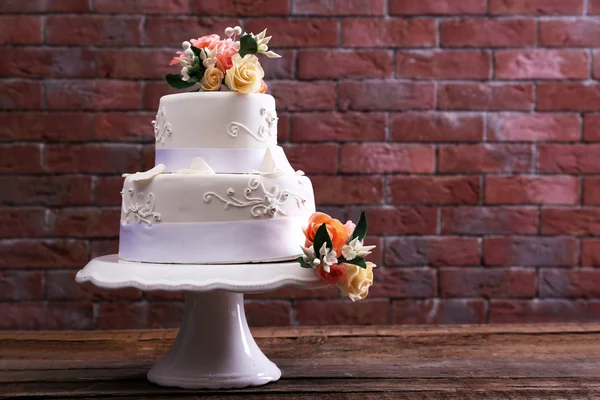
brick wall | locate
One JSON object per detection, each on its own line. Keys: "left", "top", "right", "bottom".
{"left": 1, "top": 0, "right": 600, "bottom": 329}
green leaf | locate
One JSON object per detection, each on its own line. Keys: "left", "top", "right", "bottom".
{"left": 190, "top": 45, "right": 202, "bottom": 58}
{"left": 312, "top": 223, "right": 333, "bottom": 258}
{"left": 350, "top": 211, "right": 368, "bottom": 242}
{"left": 343, "top": 256, "right": 367, "bottom": 269}
{"left": 165, "top": 74, "right": 198, "bottom": 89}
{"left": 297, "top": 256, "right": 313, "bottom": 269}
{"left": 239, "top": 34, "right": 258, "bottom": 58}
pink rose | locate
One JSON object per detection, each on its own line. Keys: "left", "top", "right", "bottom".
{"left": 215, "top": 39, "right": 238, "bottom": 73}
{"left": 344, "top": 220, "right": 356, "bottom": 236}
{"left": 316, "top": 263, "right": 347, "bottom": 285}
{"left": 191, "top": 34, "right": 220, "bottom": 49}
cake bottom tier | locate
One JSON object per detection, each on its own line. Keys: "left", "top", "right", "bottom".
{"left": 118, "top": 172, "right": 315, "bottom": 264}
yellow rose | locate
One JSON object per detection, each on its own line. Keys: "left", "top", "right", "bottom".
{"left": 224, "top": 54, "right": 264, "bottom": 94}
{"left": 201, "top": 66, "right": 224, "bottom": 91}
{"left": 337, "top": 262, "right": 375, "bottom": 302}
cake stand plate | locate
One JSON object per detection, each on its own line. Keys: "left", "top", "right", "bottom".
{"left": 75, "top": 255, "right": 326, "bottom": 389}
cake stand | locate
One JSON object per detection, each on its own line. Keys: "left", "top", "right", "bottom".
{"left": 75, "top": 254, "right": 326, "bottom": 389}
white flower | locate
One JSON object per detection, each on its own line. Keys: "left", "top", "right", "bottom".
{"left": 181, "top": 67, "right": 191, "bottom": 81}
{"left": 254, "top": 29, "right": 281, "bottom": 58}
{"left": 200, "top": 46, "right": 217, "bottom": 69}
{"left": 341, "top": 237, "right": 375, "bottom": 261}
{"left": 319, "top": 242, "right": 337, "bottom": 273}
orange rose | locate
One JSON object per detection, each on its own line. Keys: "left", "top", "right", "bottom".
{"left": 303, "top": 212, "right": 350, "bottom": 255}
{"left": 258, "top": 80, "right": 268, "bottom": 94}
{"left": 316, "top": 263, "right": 347, "bottom": 285}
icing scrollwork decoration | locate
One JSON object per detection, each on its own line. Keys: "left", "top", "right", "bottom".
{"left": 226, "top": 107, "right": 278, "bottom": 142}
{"left": 204, "top": 177, "right": 305, "bottom": 218}
{"left": 123, "top": 190, "right": 162, "bottom": 225}
{"left": 152, "top": 107, "right": 173, "bottom": 145}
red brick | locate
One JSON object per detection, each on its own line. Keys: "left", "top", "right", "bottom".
{"left": 538, "top": 144, "right": 600, "bottom": 173}
{"left": 0, "top": 175, "right": 92, "bottom": 206}
{"left": 276, "top": 113, "right": 290, "bottom": 142}
{"left": 342, "top": 18, "right": 436, "bottom": 47}
{"left": 47, "top": 16, "right": 142, "bottom": 46}
{"left": 0, "top": 144, "right": 42, "bottom": 173}
{"left": 442, "top": 207, "right": 539, "bottom": 235}
{"left": 397, "top": 50, "right": 490, "bottom": 79}
{"left": 483, "top": 237, "right": 579, "bottom": 266}
{"left": 340, "top": 144, "right": 434, "bottom": 174}
{"left": 145, "top": 17, "right": 240, "bottom": 46}
{"left": 247, "top": 285, "right": 340, "bottom": 300}
{"left": 298, "top": 50, "right": 392, "bottom": 79}
{"left": 48, "top": 208, "right": 119, "bottom": 238}
{"left": 294, "top": 0, "right": 385, "bottom": 15}
{"left": 296, "top": 299, "right": 390, "bottom": 325}
{"left": 538, "top": 83, "right": 600, "bottom": 111}
{"left": 143, "top": 82, "right": 179, "bottom": 110}
{"left": 489, "top": 299, "right": 595, "bottom": 323}
{"left": 0, "top": 0, "right": 90, "bottom": 12}
{"left": 340, "top": 81, "right": 435, "bottom": 111}
{"left": 440, "top": 18, "right": 536, "bottom": 47}
{"left": 46, "top": 80, "right": 141, "bottom": 111}
{"left": 485, "top": 176, "right": 578, "bottom": 205}
{"left": 0, "top": 16, "right": 42, "bottom": 44}
{"left": 489, "top": 0, "right": 584, "bottom": 14}
{"left": 439, "top": 144, "right": 533, "bottom": 173}
{"left": 94, "top": 176, "right": 123, "bottom": 206}
{"left": 98, "top": 49, "right": 173, "bottom": 79}
{"left": 149, "top": 302, "right": 184, "bottom": 328}
{"left": 590, "top": 0, "right": 600, "bottom": 14}
{"left": 438, "top": 83, "right": 533, "bottom": 111}
{"left": 261, "top": 50, "right": 295, "bottom": 80}
{"left": 390, "top": 0, "right": 485, "bottom": 15}
{"left": 46, "top": 270, "right": 142, "bottom": 301}
{"left": 0, "top": 271, "right": 43, "bottom": 301}
{"left": 95, "top": 113, "right": 154, "bottom": 142}
{"left": 0, "top": 208, "right": 45, "bottom": 238}
{"left": 585, "top": 111, "right": 600, "bottom": 141}
{"left": 45, "top": 144, "right": 142, "bottom": 173}
{"left": 0, "top": 48, "right": 95, "bottom": 79}
{"left": 583, "top": 239, "right": 600, "bottom": 266}
{"left": 364, "top": 207, "right": 437, "bottom": 235}
{"left": 385, "top": 237, "right": 480, "bottom": 267}
{"left": 269, "top": 81, "right": 336, "bottom": 111}
{"left": 369, "top": 268, "right": 436, "bottom": 298}
{"left": 0, "top": 239, "right": 89, "bottom": 269}
{"left": 540, "top": 19, "right": 600, "bottom": 47}
{"left": 584, "top": 177, "right": 600, "bottom": 205}
{"left": 90, "top": 239, "right": 119, "bottom": 258}
{"left": 245, "top": 18, "right": 337, "bottom": 47}
{"left": 392, "top": 299, "right": 486, "bottom": 324}
{"left": 98, "top": 302, "right": 149, "bottom": 329}
{"left": 389, "top": 176, "right": 479, "bottom": 205}
{"left": 245, "top": 301, "right": 291, "bottom": 326}
{"left": 494, "top": 50, "right": 589, "bottom": 79}
{"left": 391, "top": 112, "right": 483, "bottom": 142}
{"left": 95, "top": 0, "right": 188, "bottom": 13}
{"left": 0, "top": 81, "right": 42, "bottom": 110}
{"left": 540, "top": 269, "right": 600, "bottom": 298}
{"left": 0, "top": 302, "right": 94, "bottom": 330}
{"left": 488, "top": 113, "right": 580, "bottom": 142}
{"left": 291, "top": 112, "right": 386, "bottom": 142}
{"left": 192, "top": 0, "right": 288, "bottom": 15}
{"left": 0, "top": 113, "right": 93, "bottom": 142}
{"left": 541, "top": 208, "right": 600, "bottom": 236}
{"left": 440, "top": 268, "right": 536, "bottom": 298}
{"left": 281, "top": 144, "right": 338, "bottom": 174}
{"left": 141, "top": 143, "right": 154, "bottom": 170}
{"left": 311, "top": 176, "right": 383, "bottom": 205}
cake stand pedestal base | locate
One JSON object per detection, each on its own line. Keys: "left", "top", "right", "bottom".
{"left": 147, "top": 290, "right": 280, "bottom": 389}
{"left": 75, "top": 254, "right": 327, "bottom": 389}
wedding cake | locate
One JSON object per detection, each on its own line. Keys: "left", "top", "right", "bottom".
{"left": 118, "top": 27, "right": 315, "bottom": 264}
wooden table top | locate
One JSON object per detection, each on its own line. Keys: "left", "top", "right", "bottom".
{"left": 1, "top": 324, "right": 600, "bottom": 399}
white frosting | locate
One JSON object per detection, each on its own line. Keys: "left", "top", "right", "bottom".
{"left": 119, "top": 173, "right": 316, "bottom": 263}
{"left": 177, "top": 157, "right": 216, "bottom": 174}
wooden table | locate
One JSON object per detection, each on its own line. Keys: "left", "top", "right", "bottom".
{"left": 1, "top": 324, "right": 600, "bottom": 399}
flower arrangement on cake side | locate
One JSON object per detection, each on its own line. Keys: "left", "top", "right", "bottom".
{"left": 298, "top": 211, "right": 376, "bottom": 302}
{"left": 166, "top": 26, "right": 280, "bottom": 94}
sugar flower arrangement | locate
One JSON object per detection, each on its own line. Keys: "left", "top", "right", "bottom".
{"left": 298, "top": 212, "right": 376, "bottom": 302}
{"left": 166, "top": 26, "right": 280, "bottom": 95}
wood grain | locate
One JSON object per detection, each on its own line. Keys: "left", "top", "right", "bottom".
{"left": 2, "top": 324, "right": 600, "bottom": 399}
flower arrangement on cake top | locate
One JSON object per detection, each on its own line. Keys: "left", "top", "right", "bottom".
{"left": 298, "top": 212, "right": 376, "bottom": 302}
{"left": 166, "top": 26, "right": 280, "bottom": 95}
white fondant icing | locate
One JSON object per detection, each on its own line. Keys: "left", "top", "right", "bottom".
{"left": 258, "top": 146, "right": 296, "bottom": 176}
{"left": 203, "top": 177, "right": 306, "bottom": 218}
{"left": 122, "top": 164, "right": 166, "bottom": 181}
{"left": 123, "top": 192, "right": 161, "bottom": 225}
{"left": 152, "top": 107, "right": 172, "bottom": 146}
{"left": 156, "top": 147, "right": 269, "bottom": 173}
{"left": 177, "top": 157, "right": 216, "bottom": 174}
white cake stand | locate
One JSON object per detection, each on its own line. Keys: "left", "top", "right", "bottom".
{"left": 75, "top": 254, "right": 326, "bottom": 389}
